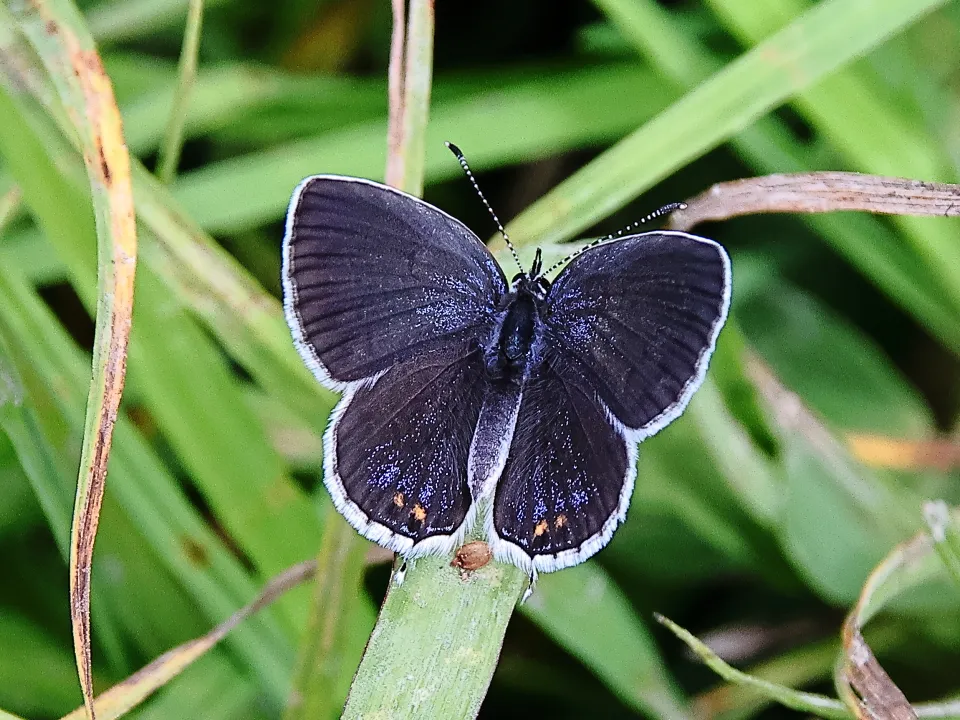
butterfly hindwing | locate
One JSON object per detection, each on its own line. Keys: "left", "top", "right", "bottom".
{"left": 488, "top": 351, "right": 634, "bottom": 573}
{"left": 545, "top": 231, "right": 731, "bottom": 435}
{"left": 328, "top": 341, "right": 488, "bottom": 554}
{"left": 283, "top": 176, "right": 507, "bottom": 387}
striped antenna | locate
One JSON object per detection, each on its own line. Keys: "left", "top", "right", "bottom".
{"left": 536, "top": 202, "right": 686, "bottom": 280}
{"left": 446, "top": 142, "right": 524, "bottom": 274}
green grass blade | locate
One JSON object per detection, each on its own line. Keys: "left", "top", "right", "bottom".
{"left": 283, "top": 517, "right": 373, "bottom": 720}
{"left": 155, "top": 0, "right": 203, "bottom": 183}
{"left": 170, "top": 63, "right": 671, "bottom": 232}
{"left": 592, "top": 0, "right": 960, "bottom": 352}
{"left": 0, "top": 320, "right": 131, "bottom": 698}
{"left": 523, "top": 564, "right": 690, "bottom": 720}
{"left": 505, "top": 0, "right": 950, "bottom": 248}
{"left": 1, "top": 16, "right": 338, "bottom": 436}
{"left": 839, "top": 512, "right": 960, "bottom": 717}
{"left": 0, "top": 82, "right": 322, "bottom": 604}
{"left": 706, "top": 0, "right": 960, "bottom": 310}
{"left": 0, "top": 258, "right": 295, "bottom": 705}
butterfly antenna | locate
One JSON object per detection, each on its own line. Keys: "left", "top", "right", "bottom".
{"left": 446, "top": 141, "right": 524, "bottom": 273}
{"left": 536, "top": 202, "right": 687, "bottom": 279}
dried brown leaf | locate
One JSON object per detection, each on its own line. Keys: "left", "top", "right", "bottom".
{"left": 669, "top": 172, "right": 960, "bottom": 231}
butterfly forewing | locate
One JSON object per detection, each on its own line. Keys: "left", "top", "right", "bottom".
{"left": 283, "top": 176, "right": 507, "bottom": 386}
{"left": 488, "top": 351, "right": 633, "bottom": 573}
{"left": 545, "top": 231, "right": 731, "bottom": 436}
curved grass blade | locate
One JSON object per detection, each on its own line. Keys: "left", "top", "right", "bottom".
{"left": 10, "top": 2, "right": 138, "bottom": 716}
{"left": 0, "top": 260, "right": 294, "bottom": 703}
{"left": 0, "top": 23, "right": 323, "bottom": 616}
{"left": 656, "top": 614, "right": 851, "bottom": 720}
{"left": 0, "top": 17, "right": 338, "bottom": 435}
{"left": 839, "top": 540, "right": 926, "bottom": 719}
{"left": 663, "top": 611, "right": 960, "bottom": 720}
{"left": 57, "top": 561, "right": 316, "bottom": 720}
{"left": 837, "top": 505, "right": 960, "bottom": 718}
{"left": 505, "top": 0, "right": 950, "bottom": 248}
{"left": 693, "top": 637, "right": 843, "bottom": 720}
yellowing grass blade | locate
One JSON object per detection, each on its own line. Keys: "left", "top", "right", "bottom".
{"left": 11, "top": 1, "right": 138, "bottom": 717}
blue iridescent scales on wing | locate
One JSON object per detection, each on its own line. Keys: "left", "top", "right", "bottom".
{"left": 282, "top": 168, "right": 731, "bottom": 575}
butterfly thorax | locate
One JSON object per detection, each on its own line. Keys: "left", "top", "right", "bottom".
{"left": 485, "top": 275, "right": 548, "bottom": 381}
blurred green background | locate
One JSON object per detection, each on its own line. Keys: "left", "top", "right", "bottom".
{"left": 0, "top": 0, "right": 959, "bottom": 718}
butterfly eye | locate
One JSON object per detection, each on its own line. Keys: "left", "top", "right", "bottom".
{"left": 510, "top": 272, "right": 525, "bottom": 285}
{"left": 536, "top": 276, "right": 551, "bottom": 293}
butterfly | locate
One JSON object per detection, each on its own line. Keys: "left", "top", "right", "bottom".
{"left": 281, "top": 144, "right": 731, "bottom": 576}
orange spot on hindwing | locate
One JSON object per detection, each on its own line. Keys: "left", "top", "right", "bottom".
{"left": 534, "top": 519, "right": 548, "bottom": 537}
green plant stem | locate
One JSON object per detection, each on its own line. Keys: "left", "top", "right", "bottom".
{"left": 657, "top": 615, "right": 851, "bottom": 720}
{"left": 156, "top": 0, "right": 203, "bottom": 184}
{"left": 329, "top": 2, "right": 528, "bottom": 716}
{"left": 342, "top": 554, "right": 527, "bottom": 718}
{"left": 284, "top": 516, "right": 372, "bottom": 719}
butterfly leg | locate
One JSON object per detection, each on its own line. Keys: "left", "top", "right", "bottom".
{"left": 393, "top": 557, "right": 409, "bottom": 586}
{"left": 519, "top": 568, "right": 538, "bottom": 604}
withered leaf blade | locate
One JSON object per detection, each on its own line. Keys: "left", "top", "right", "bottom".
{"left": 670, "top": 171, "right": 960, "bottom": 231}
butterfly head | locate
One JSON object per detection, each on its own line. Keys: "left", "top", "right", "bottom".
{"left": 509, "top": 249, "right": 551, "bottom": 299}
